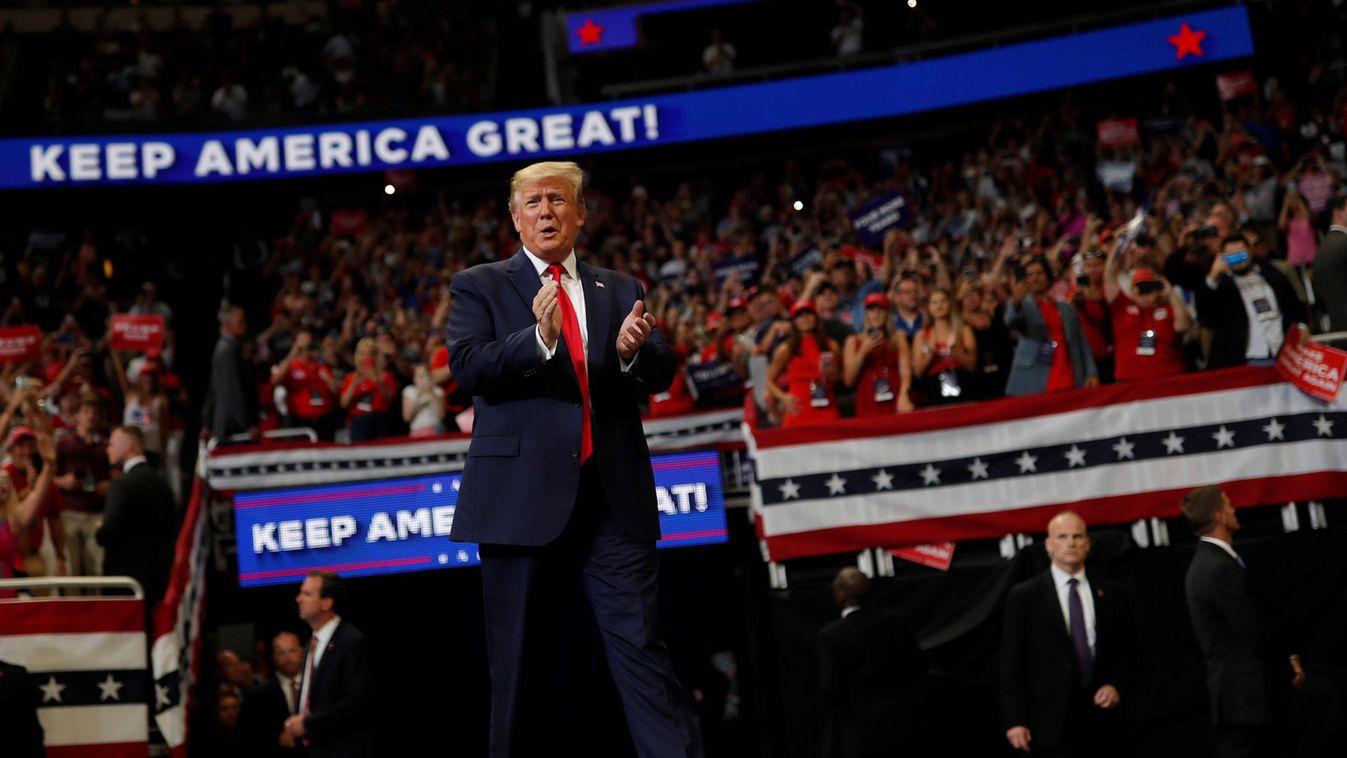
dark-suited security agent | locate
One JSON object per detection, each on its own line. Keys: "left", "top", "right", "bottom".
{"left": 1181, "top": 485, "right": 1306, "bottom": 758}
{"left": 284, "top": 571, "right": 372, "bottom": 757}
{"left": 446, "top": 160, "right": 703, "bottom": 757}
{"left": 1001, "top": 511, "right": 1135, "bottom": 757}
{"left": 818, "top": 567, "right": 926, "bottom": 758}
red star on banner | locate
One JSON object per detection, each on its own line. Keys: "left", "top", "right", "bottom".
{"left": 1167, "top": 22, "right": 1207, "bottom": 60}
{"left": 576, "top": 18, "right": 604, "bottom": 46}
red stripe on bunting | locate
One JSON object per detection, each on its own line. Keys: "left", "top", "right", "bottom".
{"left": 154, "top": 476, "right": 204, "bottom": 638}
{"left": 753, "top": 366, "right": 1281, "bottom": 449}
{"left": 761, "top": 470, "right": 1347, "bottom": 561}
{"left": 48, "top": 743, "right": 148, "bottom": 758}
{"left": 0, "top": 598, "right": 144, "bottom": 635}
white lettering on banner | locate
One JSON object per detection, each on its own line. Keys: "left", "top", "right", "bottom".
{"left": 144, "top": 143, "right": 174, "bottom": 178}
{"left": 374, "top": 128, "right": 408, "bottom": 163}
{"left": 284, "top": 134, "right": 316, "bottom": 171}
{"left": 395, "top": 508, "right": 430, "bottom": 539}
{"left": 195, "top": 141, "right": 233, "bottom": 177}
{"left": 466, "top": 104, "right": 660, "bottom": 158}
{"left": 410, "top": 126, "right": 450, "bottom": 161}
{"left": 106, "top": 144, "right": 137, "bottom": 180}
{"left": 854, "top": 195, "right": 908, "bottom": 231}
{"left": 69, "top": 144, "right": 101, "bottom": 181}
{"left": 252, "top": 517, "right": 359, "bottom": 554}
{"left": 655, "top": 482, "right": 709, "bottom": 515}
{"left": 366, "top": 512, "right": 396, "bottom": 543}
{"left": 331, "top": 515, "right": 358, "bottom": 544}
{"left": 304, "top": 518, "right": 331, "bottom": 548}
{"left": 319, "top": 132, "right": 353, "bottom": 168}
{"left": 278, "top": 521, "right": 304, "bottom": 551}
{"left": 236, "top": 137, "right": 280, "bottom": 174}
{"left": 31, "top": 145, "right": 64, "bottom": 181}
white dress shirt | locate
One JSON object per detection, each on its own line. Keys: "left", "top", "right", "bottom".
{"left": 297, "top": 616, "right": 340, "bottom": 714}
{"left": 1050, "top": 564, "right": 1096, "bottom": 654}
{"left": 1199, "top": 535, "right": 1242, "bottom": 565}
{"left": 840, "top": 605, "right": 860, "bottom": 619}
{"left": 525, "top": 246, "right": 638, "bottom": 372}
{"left": 122, "top": 455, "right": 148, "bottom": 474}
{"left": 278, "top": 671, "right": 301, "bottom": 714}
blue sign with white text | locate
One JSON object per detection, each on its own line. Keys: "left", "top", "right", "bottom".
{"left": 848, "top": 190, "right": 911, "bottom": 249}
{"left": 0, "top": 8, "right": 1253, "bottom": 190}
{"left": 232, "top": 450, "right": 728, "bottom": 587}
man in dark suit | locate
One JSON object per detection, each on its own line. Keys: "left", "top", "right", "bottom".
{"left": 1311, "top": 196, "right": 1347, "bottom": 341}
{"left": 284, "top": 571, "right": 372, "bottom": 757}
{"left": 1000, "top": 511, "right": 1134, "bottom": 757}
{"left": 818, "top": 567, "right": 926, "bottom": 758}
{"left": 1196, "top": 235, "right": 1301, "bottom": 368}
{"left": 242, "top": 631, "right": 308, "bottom": 756}
{"left": 447, "top": 161, "right": 702, "bottom": 758}
{"left": 203, "top": 305, "right": 258, "bottom": 441}
{"left": 97, "top": 425, "right": 175, "bottom": 607}
{"left": 0, "top": 658, "right": 44, "bottom": 757}
{"left": 1181, "top": 485, "right": 1306, "bottom": 758}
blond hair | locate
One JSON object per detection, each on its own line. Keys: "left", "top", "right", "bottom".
{"left": 509, "top": 162, "right": 584, "bottom": 212}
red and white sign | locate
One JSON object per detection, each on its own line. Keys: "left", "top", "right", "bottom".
{"left": 1096, "top": 118, "right": 1140, "bottom": 148}
{"left": 330, "top": 209, "right": 369, "bottom": 237}
{"left": 891, "top": 542, "right": 955, "bottom": 571}
{"left": 1216, "top": 70, "right": 1257, "bottom": 101}
{"left": 109, "top": 314, "right": 165, "bottom": 352}
{"left": 839, "top": 245, "right": 884, "bottom": 276}
{"left": 1276, "top": 324, "right": 1347, "bottom": 403}
{"left": 0, "top": 325, "right": 41, "bottom": 363}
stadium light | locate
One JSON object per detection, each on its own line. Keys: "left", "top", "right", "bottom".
{"left": 384, "top": 184, "right": 395, "bottom": 195}
{"left": 793, "top": 200, "right": 804, "bottom": 212}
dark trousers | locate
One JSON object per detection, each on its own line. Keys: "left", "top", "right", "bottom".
{"left": 478, "top": 463, "right": 704, "bottom": 758}
{"left": 1217, "top": 724, "right": 1283, "bottom": 758}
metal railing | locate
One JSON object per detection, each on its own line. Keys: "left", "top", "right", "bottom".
{"left": 0, "top": 575, "right": 144, "bottom": 598}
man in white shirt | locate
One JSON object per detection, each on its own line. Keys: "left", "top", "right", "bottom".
{"left": 1181, "top": 486, "right": 1306, "bottom": 758}
{"left": 284, "top": 571, "right": 372, "bottom": 757}
{"left": 1001, "top": 511, "right": 1134, "bottom": 757}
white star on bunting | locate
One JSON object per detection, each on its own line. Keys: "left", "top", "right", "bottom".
{"left": 1313, "top": 414, "right": 1335, "bottom": 437}
{"left": 967, "top": 458, "right": 990, "bottom": 480}
{"left": 1015, "top": 451, "right": 1038, "bottom": 473}
{"left": 98, "top": 674, "right": 124, "bottom": 702}
{"left": 919, "top": 463, "right": 942, "bottom": 486}
{"left": 1262, "top": 418, "right": 1285, "bottom": 441}
{"left": 871, "top": 469, "right": 894, "bottom": 491}
{"left": 1212, "top": 425, "right": 1236, "bottom": 449}
{"left": 1162, "top": 431, "right": 1185, "bottom": 454}
{"left": 778, "top": 479, "right": 800, "bottom": 500}
{"left": 1112, "top": 437, "right": 1135, "bottom": 460}
{"left": 39, "top": 675, "right": 66, "bottom": 704}
{"left": 825, "top": 473, "right": 848, "bottom": 495}
{"left": 1064, "top": 445, "right": 1087, "bottom": 468}
{"left": 155, "top": 684, "right": 172, "bottom": 708}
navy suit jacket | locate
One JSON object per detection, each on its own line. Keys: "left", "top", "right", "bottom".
{"left": 447, "top": 249, "right": 677, "bottom": 546}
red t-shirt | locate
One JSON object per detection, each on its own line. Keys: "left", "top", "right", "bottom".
{"left": 341, "top": 372, "right": 397, "bottom": 416}
{"left": 1038, "top": 297, "right": 1078, "bottom": 392}
{"left": 1073, "top": 294, "right": 1112, "bottom": 361}
{"left": 3, "top": 463, "right": 62, "bottom": 557}
{"left": 1110, "top": 295, "right": 1186, "bottom": 382}
{"left": 283, "top": 359, "right": 336, "bottom": 419}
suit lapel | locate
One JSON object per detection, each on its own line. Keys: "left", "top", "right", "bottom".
{"left": 1040, "top": 572, "right": 1069, "bottom": 640}
{"left": 506, "top": 249, "right": 543, "bottom": 311}
{"left": 579, "top": 261, "right": 611, "bottom": 373}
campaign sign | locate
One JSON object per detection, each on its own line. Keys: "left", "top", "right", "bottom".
{"left": 713, "top": 254, "right": 761, "bottom": 285}
{"left": 1276, "top": 324, "right": 1347, "bottom": 403}
{"left": 1096, "top": 118, "right": 1140, "bottom": 148}
{"left": 0, "top": 326, "right": 41, "bottom": 363}
{"left": 110, "top": 314, "right": 165, "bottom": 352}
{"left": 848, "top": 190, "right": 910, "bottom": 249}
{"left": 233, "top": 450, "right": 728, "bottom": 587}
{"left": 890, "top": 542, "right": 956, "bottom": 571}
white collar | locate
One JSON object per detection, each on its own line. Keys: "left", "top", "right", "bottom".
{"left": 841, "top": 605, "right": 861, "bottom": 619}
{"left": 1330, "top": 225, "right": 1347, "bottom": 236}
{"left": 1049, "top": 563, "right": 1087, "bottom": 587}
{"left": 1199, "top": 535, "right": 1240, "bottom": 561}
{"left": 122, "top": 456, "right": 148, "bottom": 474}
{"left": 310, "top": 615, "right": 341, "bottom": 651}
{"left": 523, "top": 246, "right": 578, "bottom": 282}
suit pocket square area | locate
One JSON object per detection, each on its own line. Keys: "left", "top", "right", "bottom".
{"left": 467, "top": 434, "right": 520, "bottom": 457}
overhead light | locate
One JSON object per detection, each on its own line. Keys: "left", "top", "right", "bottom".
{"left": 384, "top": 184, "right": 395, "bottom": 195}
{"left": 793, "top": 200, "right": 804, "bottom": 211}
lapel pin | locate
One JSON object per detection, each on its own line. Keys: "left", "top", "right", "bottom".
{"left": 595, "top": 280, "right": 605, "bottom": 288}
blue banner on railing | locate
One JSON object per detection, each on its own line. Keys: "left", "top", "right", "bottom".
{"left": 1, "top": 7, "right": 1252, "bottom": 190}
{"left": 232, "top": 450, "right": 728, "bottom": 587}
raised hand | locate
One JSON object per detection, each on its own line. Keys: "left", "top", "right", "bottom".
{"left": 617, "top": 300, "right": 658, "bottom": 361}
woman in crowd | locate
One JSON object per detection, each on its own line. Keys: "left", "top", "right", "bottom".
{"left": 340, "top": 337, "right": 397, "bottom": 442}
{"left": 1104, "top": 251, "right": 1190, "bottom": 383}
{"left": 401, "top": 363, "right": 446, "bottom": 437}
{"left": 1, "top": 434, "right": 57, "bottom": 598}
{"left": 912, "top": 288, "right": 977, "bottom": 405}
{"left": 766, "top": 300, "right": 842, "bottom": 428}
{"left": 1279, "top": 190, "right": 1317, "bottom": 269}
{"left": 111, "top": 349, "right": 168, "bottom": 467}
{"left": 842, "top": 292, "right": 913, "bottom": 417}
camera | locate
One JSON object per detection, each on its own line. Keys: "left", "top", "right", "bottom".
{"left": 1192, "top": 225, "right": 1219, "bottom": 240}
{"left": 14, "top": 375, "right": 35, "bottom": 390}
{"left": 1075, "top": 275, "right": 1091, "bottom": 287}
{"left": 1135, "top": 280, "right": 1164, "bottom": 295}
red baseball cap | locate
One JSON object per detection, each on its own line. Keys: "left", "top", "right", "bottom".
{"left": 864, "top": 292, "right": 891, "bottom": 309}
{"left": 790, "top": 300, "right": 818, "bottom": 317}
{"left": 726, "top": 296, "right": 747, "bottom": 312}
{"left": 705, "top": 311, "right": 726, "bottom": 331}
{"left": 1131, "top": 268, "right": 1160, "bottom": 284}
{"left": 8, "top": 426, "right": 35, "bottom": 446}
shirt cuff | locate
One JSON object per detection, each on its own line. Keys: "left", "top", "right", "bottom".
{"left": 620, "top": 351, "right": 639, "bottom": 373}
{"left": 535, "top": 325, "right": 557, "bottom": 361}
{"left": 1205, "top": 276, "right": 1220, "bottom": 290}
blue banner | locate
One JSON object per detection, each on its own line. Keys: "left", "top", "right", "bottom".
{"left": 232, "top": 450, "right": 728, "bottom": 588}
{"left": 1, "top": 7, "right": 1252, "bottom": 190}
{"left": 565, "top": 0, "right": 760, "bottom": 54}
{"left": 848, "top": 190, "right": 911, "bottom": 249}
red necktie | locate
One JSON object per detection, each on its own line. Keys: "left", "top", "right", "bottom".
{"left": 548, "top": 264, "right": 593, "bottom": 463}
{"left": 290, "top": 677, "right": 300, "bottom": 715}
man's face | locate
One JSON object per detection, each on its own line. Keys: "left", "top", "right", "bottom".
{"left": 272, "top": 634, "right": 304, "bottom": 678}
{"left": 1218, "top": 493, "right": 1240, "bottom": 533}
{"left": 829, "top": 264, "right": 855, "bottom": 291}
{"left": 1024, "top": 262, "right": 1050, "bottom": 294}
{"left": 893, "top": 280, "right": 919, "bottom": 311}
{"left": 511, "top": 178, "right": 585, "bottom": 264}
{"left": 1221, "top": 241, "right": 1253, "bottom": 273}
{"left": 217, "top": 696, "right": 241, "bottom": 728}
{"left": 295, "top": 576, "right": 330, "bottom": 625}
{"left": 1045, "top": 513, "right": 1091, "bottom": 572}
{"left": 816, "top": 286, "right": 838, "bottom": 312}
{"left": 76, "top": 404, "right": 99, "bottom": 432}
{"left": 106, "top": 429, "right": 132, "bottom": 466}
